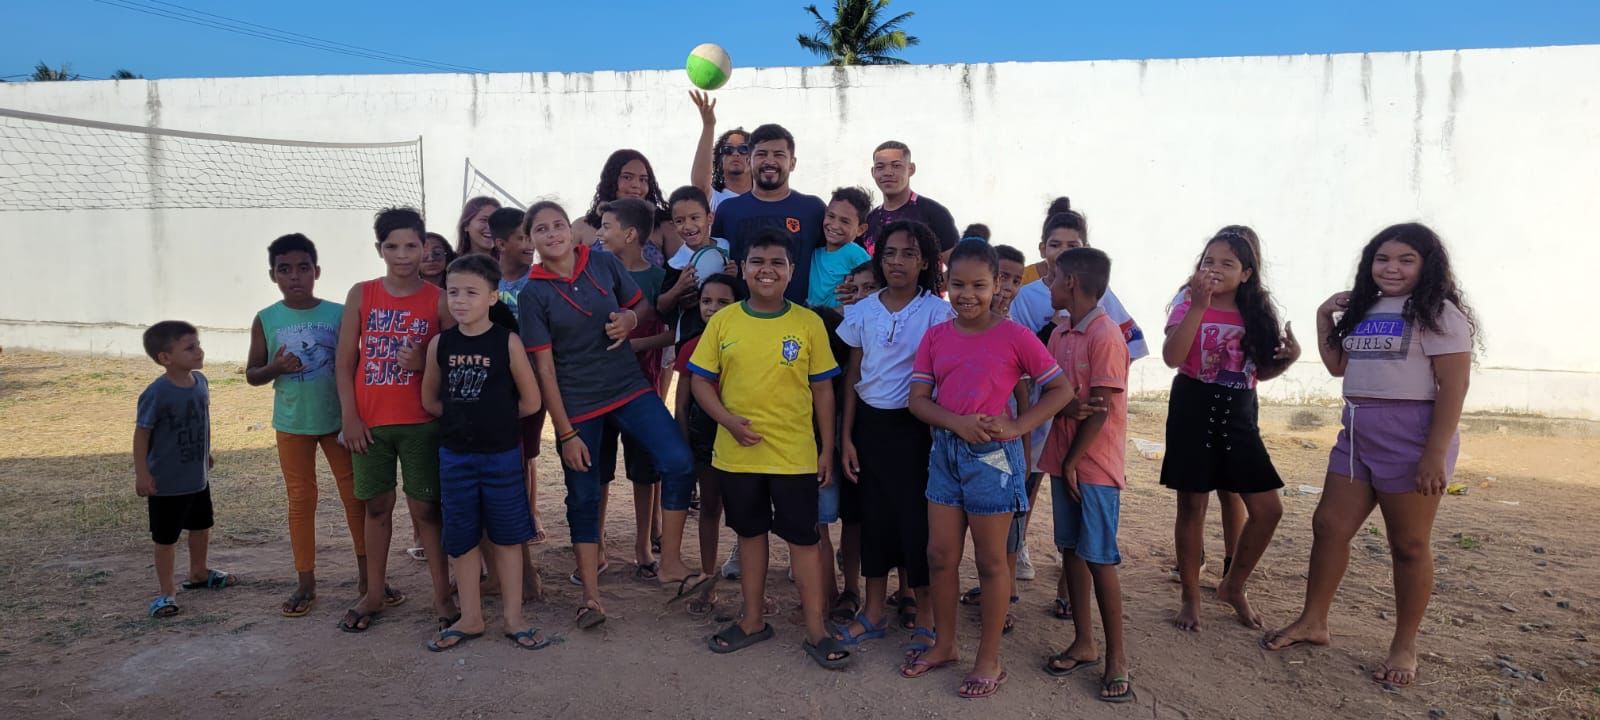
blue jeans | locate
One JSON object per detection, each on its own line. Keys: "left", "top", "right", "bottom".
{"left": 925, "top": 429, "right": 1027, "bottom": 516}
{"left": 563, "top": 392, "right": 694, "bottom": 544}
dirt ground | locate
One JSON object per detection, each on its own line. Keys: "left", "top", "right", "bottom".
{"left": 0, "top": 349, "right": 1596, "bottom": 719}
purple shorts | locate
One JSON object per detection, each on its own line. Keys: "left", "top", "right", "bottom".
{"left": 1327, "top": 398, "right": 1458, "bottom": 494}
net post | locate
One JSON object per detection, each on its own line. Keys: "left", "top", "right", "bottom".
{"left": 416, "top": 135, "right": 426, "bottom": 217}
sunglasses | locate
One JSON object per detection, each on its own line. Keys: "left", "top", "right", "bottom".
{"left": 718, "top": 144, "right": 751, "bottom": 157}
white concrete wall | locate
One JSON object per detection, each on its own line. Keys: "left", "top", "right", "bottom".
{"left": 2, "top": 46, "right": 1596, "bottom": 417}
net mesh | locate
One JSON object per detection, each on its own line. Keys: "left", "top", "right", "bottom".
{"left": 0, "top": 107, "right": 423, "bottom": 211}
{"left": 462, "top": 158, "right": 523, "bottom": 209}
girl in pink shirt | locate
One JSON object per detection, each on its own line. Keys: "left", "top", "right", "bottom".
{"left": 1160, "top": 228, "right": 1300, "bottom": 635}
{"left": 901, "top": 240, "right": 1074, "bottom": 699}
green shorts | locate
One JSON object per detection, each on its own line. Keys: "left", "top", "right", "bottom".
{"left": 352, "top": 422, "right": 441, "bottom": 502}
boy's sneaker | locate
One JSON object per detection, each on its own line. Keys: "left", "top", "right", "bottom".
{"left": 721, "top": 552, "right": 741, "bottom": 580}
{"left": 1016, "top": 547, "right": 1036, "bottom": 581}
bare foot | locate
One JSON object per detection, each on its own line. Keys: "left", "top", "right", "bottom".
{"left": 1172, "top": 599, "right": 1202, "bottom": 632}
{"left": 1215, "top": 579, "right": 1264, "bottom": 630}
{"left": 1372, "top": 646, "right": 1418, "bottom": 688}
{"left": 1261, "top": 618, "right": 1330, "bottom": 651}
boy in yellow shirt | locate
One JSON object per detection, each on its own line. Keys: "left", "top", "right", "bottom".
{"left": 689, "top": 229, "right": 851, "bottom": 670}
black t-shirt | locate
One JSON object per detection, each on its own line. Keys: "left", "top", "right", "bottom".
{"left": 435, "top": 325, "right": 521, "bottom": 454}
{"left": 864, "top": 192, "right": 960, "bottom": 255}
{"left": 711, "top": 190, "right": 827, "bottom": 305}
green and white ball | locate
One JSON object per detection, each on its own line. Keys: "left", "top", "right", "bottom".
{"left": 685, "top": 43, "right": 732, "bottom": 91}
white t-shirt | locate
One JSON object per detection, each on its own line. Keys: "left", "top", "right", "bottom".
{"left": 711, "top": 188, "right": 740, "bottom": 212}
{"left": 666, "top": 237, "right": 731, "bottom": 270}
{"left": 837, "top": 290, "right": 954, "bottom": 410}
{"left": 1341, "top": 296, "right": 1472, "bottom": 401}
{"left": 1010, "top": 281, "right": 1149, "bottom": 361}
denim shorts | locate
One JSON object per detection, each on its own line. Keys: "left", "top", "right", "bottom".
{"left": 926, "top": 429, "right": 1028, "bottom": 516}
{"left": 439, "top": 447, "right": 534, "bottom": 556}
{"left": 1051, "top": 477, "right": 1121, "bottom": 566}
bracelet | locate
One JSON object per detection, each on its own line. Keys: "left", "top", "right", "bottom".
{"left": 557, "top": 429, "right": 579, "bottom": 445}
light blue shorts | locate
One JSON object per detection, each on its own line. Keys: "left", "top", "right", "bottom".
{"left": 926, "top": 430, "right": 1027, "bottom": 516}
{"left": 1050, "top": 477, "right": 1121, "bottom": 566}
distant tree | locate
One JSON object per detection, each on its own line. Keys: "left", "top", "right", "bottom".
{"left": 796, "top": 0, "right": 919, "bottom": 66}
{"left": 111, "top": 69, "right": 143, "bottom": 79}
{"left": 31, "top": 62, "right": 79, "bottom": 81}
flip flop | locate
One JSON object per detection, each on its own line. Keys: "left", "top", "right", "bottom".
{"left": 634, "top": 561, "right": 660, "bottom": 581}
{"left": 337, "top": 608, "right": 376, "bottom": 633}
{"left": 900, "top": 655, "right": 958, "bottom": 679}
{"left": 148, "top": 595, "right": 179, "bottom": 618}
{"left": 506, "top": 628, "right": 553, "bottom": 651}
{"left": 1099, "top": 675, "right": 1136, "bottom": 704}
{"left": 1043, "top": 652, "right": 1100, "bottom": 677}
{"left": 830, "top": 612, "right": 886, "bottom": 646}
{"left": 685, "top": 595, "right": 716, "bottom": 619}
{"left": 576, "top": 605, "right": 607, "bottom": 630}
{"left": 958, "top": 671, "right": 1008, "bottom": 699}
{"left": 828, "top": 589, "right": 862, "bottom": 625}
{"left": 382, "top": 585, "right": 407, "bottom": 608}
{"left": 903, "top": 627, "right": 937, "bottom": 657}
{"left": 1003, "top": 612, "right": 1016, "bottom": 635}
{"left": 664, "top": 573, "right": 716, "bottom": 605}
{"left": 1053, "top": 597, "right": 1073, "bottom": 620}
{"left": 425, "top": 628, "right": 483, "bottom": 652}
{"left": 1259, "top": 631, "right": 1317, "bottom": 652}
{"left": 181, "top": 569, "right": 234, "bottom": 590}
{"left": 406, "top": 547, "right": 426, "bottom": 561}
{"left": 707, "top": 622, "right": 774, "bottom": 654}
{"left": 281, "top": 591, "right": 315, "bottom": 618}
{"left": 803, "top": 636, "right": 853, "bottom": 670}
{"left": 569, "top": 562, "right": 610, "bottom": 587}
{"left": 1371, "top": 662, "right": 1416, "bottom": 688}
{"left": 897, "top": 596, "right": 918, "bottom": 630}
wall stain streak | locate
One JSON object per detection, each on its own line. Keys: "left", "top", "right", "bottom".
{"left": 1411, "top": 53, "right": 1426, "bottom": 197}
{"left": 1360, "top": 53, "right": 1373, "bottom": 129}
{"left": 1443, "top": 51, "right": 1464, "bottom": 159}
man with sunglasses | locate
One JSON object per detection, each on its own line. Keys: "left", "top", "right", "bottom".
{"left": 865, "top": 141, "right": 960, "bottom": 260}
{"left": 689, "top": 91, "right": 751, "bottom": 212}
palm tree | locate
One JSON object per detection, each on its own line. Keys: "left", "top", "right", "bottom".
{"left": 111, "top": 69, "right": 143, "bottom": 80}
{"left": 31, "top": 62, "right": 79, "bottom": 81}
{"left": 797, "top": 0, "right": 919, "bottom": 66}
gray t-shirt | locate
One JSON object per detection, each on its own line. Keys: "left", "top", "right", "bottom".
{"left": 136, "top": 372, "right": 211, "bottom": 496}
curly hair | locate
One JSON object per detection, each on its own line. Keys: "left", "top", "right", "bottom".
{"left": 711, "top": 127, "right": 749, "bottom": 192}
{"left": 1329, "top": 223, "right": 1478, "bottom": 349}
{"left": 455, "top": 196, "right": 501, "bottom": 256}
{"left": 871, "top": 220, "right": 941, "bottom": 293}
{"left": 1192, "top": 228, "right": 1290, "bottom": 376}
{"left": 584, "top": 149, "right": 668, "bottom": 229}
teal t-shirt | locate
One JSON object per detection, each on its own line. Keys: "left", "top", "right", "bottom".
{"left": 257, "top": 300, "right": 344, "bottom": 435}
{"left": 808, "top": 242, "right": 872, "bottom": 308}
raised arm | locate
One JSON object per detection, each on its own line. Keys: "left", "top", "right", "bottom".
{"left": 688, "top": 90, "right": 718, "bottom": 200}
{"left": 1315, "top": 291, "right": 1353, "bottom": 377}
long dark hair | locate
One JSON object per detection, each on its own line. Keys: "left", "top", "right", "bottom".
{"left": 1192, "top": 228, "right": 1289, "bottom": 375}
{"left": 455, "top": 196, "right": 501, "bottom": 256}
{"left": 583, "top": 149, "right": 668, "bottom": 228}
{"left": 1330, "top": 223, "right": 1478, "bottom": 348}
{"left": 711, "top": 127, "right": 748, "bottom": 192}
{"left": 872, "top": 220, "right": 941, "bottom": 294}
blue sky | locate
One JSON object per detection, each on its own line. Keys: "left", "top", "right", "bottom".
{"left": 6, "top": 0, "right": 1599, "bottom": 80}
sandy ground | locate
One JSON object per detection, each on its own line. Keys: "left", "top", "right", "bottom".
{"left": 0, "top": 349, "right": 1596, "bottom": 719}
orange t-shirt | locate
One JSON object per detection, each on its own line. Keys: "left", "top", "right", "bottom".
{"left": 1039, "top": 307, "right": 1129, "bottom": 488}
{"left": 354, "top": 278, "right": 442, "bottom": 428}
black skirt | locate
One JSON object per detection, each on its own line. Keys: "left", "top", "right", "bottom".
{"left": 1158, "top": 374, "right": 1283, "bottom": 494}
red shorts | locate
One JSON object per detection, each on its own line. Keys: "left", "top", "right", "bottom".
{"left": 519, "top": 409, "right": 547, "bottom": 461}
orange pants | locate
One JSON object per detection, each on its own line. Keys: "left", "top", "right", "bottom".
{"left": 276, "top": 431, "right": 365, "bottom": 573}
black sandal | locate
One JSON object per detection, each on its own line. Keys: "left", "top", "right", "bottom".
{"left": 803, "top": 636, "right": 852, "bottom": 670}
{"left": 828, "top": 589, "right": 861, "bottom": 624}
{"left": 707, "top": 622, "right": 774, "bottom": 653}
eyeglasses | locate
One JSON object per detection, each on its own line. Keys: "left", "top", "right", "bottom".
{"left": 425, "top": 249, "right": 448, "bottom": 260}
{"left": 718, "top": 144, "right": 751, "bottom": 157}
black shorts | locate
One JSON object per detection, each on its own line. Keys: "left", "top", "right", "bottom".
{"left": 686, "top": 402, "right": 717, "bottom": 465}
{"left": 598, "top": 424, "right": 659, "bottom": 485}
{"left": 1159, "top": 374, "right": 1283, "bottom": 495}
{"left": 148, "top": 487, "right": 214, "bottom": 545}
{"left": 853, "top": 405, "right": 932, "bottom": 586}
{"left": 718, "top": 470, "right": 820, "bottom": 545}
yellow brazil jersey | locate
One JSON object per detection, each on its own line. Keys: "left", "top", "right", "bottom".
{"left": 686, "top": 301, "right": 841, "bottom": 474}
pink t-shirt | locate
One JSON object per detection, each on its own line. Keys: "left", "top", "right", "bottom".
{"left": 1040, "top": 309, "right": 1129, "bottom": 488}
{"left": 911, "top": 318, "right": 1062, "bottom": 417}
{"left": 1340, "top": 296, "right": 1472, "bottom": 401}
{"left": 1166, "top": 300, "right": 1256, "bottom": 390}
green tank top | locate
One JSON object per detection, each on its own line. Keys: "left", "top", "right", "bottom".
{"left": 257, "top": 300, "right": 345, "bottom": 435}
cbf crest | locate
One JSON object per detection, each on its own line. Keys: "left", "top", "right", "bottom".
{"left": 780, "top": 335, "right": 802, "bottom": 366}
